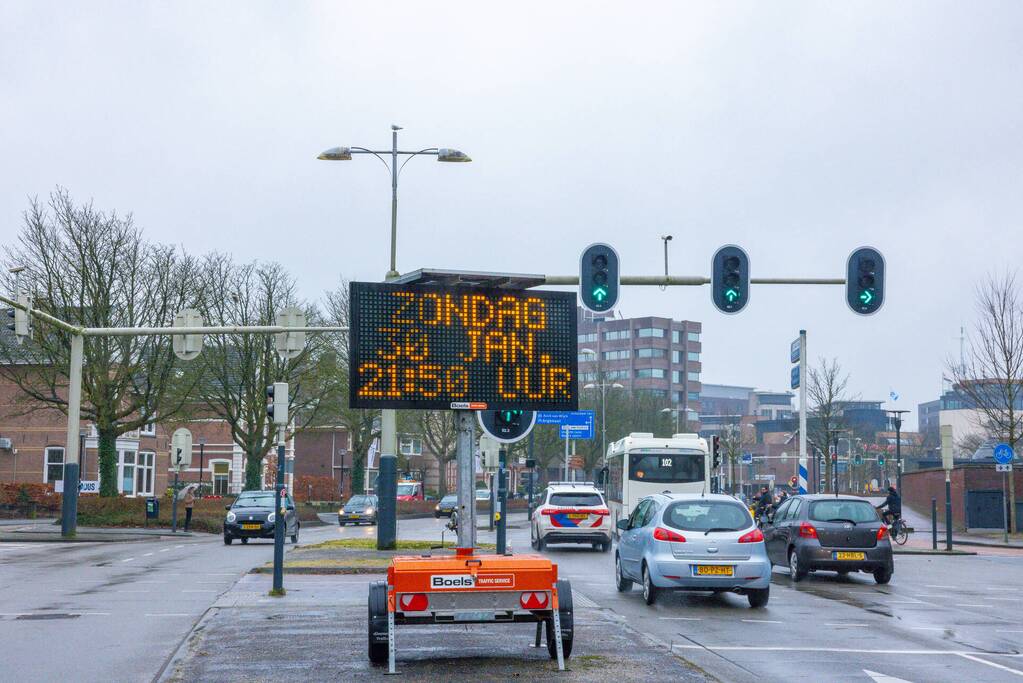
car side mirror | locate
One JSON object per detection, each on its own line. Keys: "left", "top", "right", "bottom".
{"left": 616, "top": 519, "right": 629, "bottom": 531}
{"left": 225, "top": 505, "right": 231, "bottom": 511}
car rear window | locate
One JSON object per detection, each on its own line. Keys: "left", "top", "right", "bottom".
{"left": 663, "top": 501, "right": 752, "bottom": 532}
{"left": 809, "top": 500, "right": 879, "bottom": 524}
{"left": 549, "top": 492, "right": 604, "bottom": 507}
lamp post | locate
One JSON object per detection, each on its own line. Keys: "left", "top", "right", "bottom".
{"left": 886, "top": 410, "right": 910, "bottom": 494}
{"left": 661, "top": 405, "right": 697, "bottom": 434}
{"left": 319, "top": 126, "right": 471, "bottom": 550}
{"left": 197, "top": 437, "right": 206, "bottom": 497}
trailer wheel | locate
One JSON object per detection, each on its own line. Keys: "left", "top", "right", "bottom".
{"left": 367, "top": 580, "right": 389, "bottom": 664}
{"left": 546, "top": 579, "right": 573, "bottom": 660}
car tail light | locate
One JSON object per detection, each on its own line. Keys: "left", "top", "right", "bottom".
{"left": 592, "top": 508, "right": 610, "bottom": 515}
{"left": 738, "top": 528, "right": 764, "bottom": 543}
{"left": 540, "top": 509, "right": 554, "bottom": 515}
{"left": 520, "top": 591, "right": 549, "bottom": 609}
{"left": 653, "top": 527, "right": 687, "bottom": 542}
{"left": 398, "top": 593, "right": 428, "bottom": 611}
{"left": 877, "top": 525, "right": 889, "bottom": 540}
{"left": 798, "top": 522, "right": 818, "bottom": 539}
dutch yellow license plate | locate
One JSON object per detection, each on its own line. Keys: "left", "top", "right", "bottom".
{"left": 834, "top": 551, "right": 865, "bottom": 561}
{"left": 567, "top": 513, "right": 588, "bottom": 520}
{"left": 696, "top": 565, "right": 733, "bottom": 576}
{"left": 241, "top": 523, "right": 261, "bottom": 530}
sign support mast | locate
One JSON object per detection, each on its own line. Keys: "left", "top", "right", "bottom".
{"left": 798, "top": 329, "right": 808, "bottom": 495}
{"left": 455, "top": 410, "right": 477, "bottom": 551}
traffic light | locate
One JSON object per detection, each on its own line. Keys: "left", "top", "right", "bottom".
{"left": 579, "top": 243, "right": 620, "bottom": 313}
{"left": 710, "top": 435, "right": 721, "bottom": 469}
{"left": 846, "top": 246, "right": 885, "bottom": 315}
{"left": 477, "top": 410, "right": 536, "bottom": 443}
{"left": 877, "top": 454, "right": 885, "bottom": 467}
{"left": 496, "top": 409, "right": 523, "bottom": 429}
{"left": 711, "top": 245, "right": 750, "bottom": 314}
{"left": 4, "top": 293, "right": 32, "bottom": 344}
{"left": 266, "top": 382, "right": 288, "bottom": 426}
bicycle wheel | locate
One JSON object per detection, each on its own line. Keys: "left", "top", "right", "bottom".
{"left": 894, "top": 524, "right": 909, "bottom": 545}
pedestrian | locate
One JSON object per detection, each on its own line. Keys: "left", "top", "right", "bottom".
{"left": 182, "top": 485, "right": 195, "bottom": 531}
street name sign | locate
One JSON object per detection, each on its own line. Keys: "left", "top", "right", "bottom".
{"left": 349, "top": 283, "right": 578, "bottom": 411}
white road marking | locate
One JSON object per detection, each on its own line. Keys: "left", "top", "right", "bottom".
{"left": 864, "top": 669, "right": 915, "bottom": 683}
{"left": 912, "top": 627, "right": 945, "bottom": 631}
{"left": 81, "top": 612, "right": 111, "bottom": 616}
{"left": 658, "top": 616, "right": 703, "bottom": 621}
{"left": 999, "top": 630, "right": 1023, "bottom": 634}
{"left": 143, "top": 553, "right": 154, "bottom": 557}
{"left": 990, "top": 597, "right": 1022, "bottom": 602}
{"left": 741, "top": 619, "right": 783, "bottom": 624}
{"left": 957, "top": 653, "right": 1023, "bottom": 677}
{"left": 159, "top": 548, "right": 170, "bottom": 553}
{"left": 175, "top": 545, "right": 184, "bottom": 548}
{"left": 825, "top": 623, "right": 869, "bottom": 627}
{"left": 955, "top": 604, "right": 988, "bottom": 607}
{"left": 121, "top": 557, "right": 135, "bottom": 562}
{"left": 668, "top": 644, "right": 1023, "bottom": 655}
{"left": 145, "top": 613, "right": 191, "bottom": 617}
{"left": 889, "top": 600, "right": 924, "bottom": 604}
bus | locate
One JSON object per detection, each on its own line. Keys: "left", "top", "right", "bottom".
{"left": 603, "top": 432, "right": 711, "bottom": 536}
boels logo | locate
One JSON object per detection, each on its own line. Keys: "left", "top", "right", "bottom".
{"left": 430, "top": 574, "right": 515, "bottom": 590}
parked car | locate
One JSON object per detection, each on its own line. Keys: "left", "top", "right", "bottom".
{"left": 475, "top": 488, "right": 491, "bottom": 502}
{"left": 761, "top": 494, "right": 894, "bottom": 584}
{"left": 614, "top": 493, "right": 770, "bottom": 607}
{"left": 339, "top": 494, "right": 379, "bottom": 526}
{"left": 434, "top": 494, "right": 457, "bottom": 518}
{"left": 531, "top": 482, "right": 612, "bottom": 552}
{"left": 396, "top": 481, "right": 424, "bottom": 502}
{"left": 224, "top": 490, "right": 299, "bottom": 545}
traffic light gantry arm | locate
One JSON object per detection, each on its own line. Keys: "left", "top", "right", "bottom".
{"left": 547, "top": 275, "right": 845, "bottom": 286}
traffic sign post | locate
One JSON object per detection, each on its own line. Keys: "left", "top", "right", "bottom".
{"left": 993, "top": 443, "right": 1015, "bottom": 543}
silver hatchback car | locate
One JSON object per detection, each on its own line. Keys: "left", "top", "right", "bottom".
{"left": 615, "top": 493, "right": 772, "bottom": 607}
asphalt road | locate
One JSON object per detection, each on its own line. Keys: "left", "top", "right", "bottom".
{"left": 0, "top": 522, "right": 339, "bottom": 682}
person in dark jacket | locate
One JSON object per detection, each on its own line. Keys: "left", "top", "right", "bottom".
{"left": 876, "top": 486, "right": 901, "bottom": 525}
{"left": 755, "top": 486, "right": 774, "bottom": 520}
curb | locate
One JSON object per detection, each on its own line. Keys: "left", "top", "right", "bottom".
{"left": 893, "top": 548, "right": 976, "bottom": 556}
{"left": 250, "top": 565, "right": 386, "bottom": 575}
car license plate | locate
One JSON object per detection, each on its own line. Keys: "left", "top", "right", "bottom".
{"left": 348, "top": 514, "right": 360, "bottom": 518}
{"left": 834, "top": 551, "right": 865, "bottom": 561}
{"left": 241, "top": 523, "right": 261, "bottom": 530}
{"left": 695, "top": 565, "right": 733, "bottom": 576}
{"left": 567, "top": 513, "right": 587, "bottom": 520}
{"left": 454, "top": 611, "right": 495, "bottom": 622}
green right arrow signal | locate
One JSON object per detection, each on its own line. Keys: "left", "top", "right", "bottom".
{"left": 859, "top": 289, "right": 874, "bottom": 305}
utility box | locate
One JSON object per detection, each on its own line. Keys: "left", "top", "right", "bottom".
{"left": 145, "top": 498, "right": 159, "bottom": 519}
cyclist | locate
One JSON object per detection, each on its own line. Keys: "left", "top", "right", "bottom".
{"left": 755, "top": 486, "right": 774, "bottom": 524}
{"left": 876, "top": 485, "right": 902, "bottom": 530}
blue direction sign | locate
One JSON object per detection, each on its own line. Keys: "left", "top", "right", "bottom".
{"left": 790, "top": 365, "right": 800, "bottom": 390}
{"left": 537, "top": 410, "right": 595, "bottom": 440}
{"left": 993, "top": 443, "right": 1015, "bottom": 465}
{"left": 790, "top": 337, "right": 801, "bottom": 364}
{"left": 741, "top": 452, "right": 753, "bottom": 465}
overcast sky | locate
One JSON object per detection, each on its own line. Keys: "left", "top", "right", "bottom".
{"left": 3, "top": 2, "right": 1022, "bottom": 430}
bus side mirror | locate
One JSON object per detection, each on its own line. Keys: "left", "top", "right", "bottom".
{"left": 616, "top": 519, "right": 629, "bottom": 531}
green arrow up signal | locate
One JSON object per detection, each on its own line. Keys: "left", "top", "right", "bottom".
{"left": 725, "top": 288, "right": 739, "bottom": 303}
{"left": 859, "top": 289, "right": 873, "bottom": 305}
{"left": 593, "top": 286, "right": 607, "bottom": 302}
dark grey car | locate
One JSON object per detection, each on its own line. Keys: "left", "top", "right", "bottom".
{"left": 762, "top": 495, "right": 894, "bottom": 584}
{"left": 224, "top": 491, "right": 300, "bottom": 545}
{"left": 339, "top": 494, "right": 378, "bottom": 526}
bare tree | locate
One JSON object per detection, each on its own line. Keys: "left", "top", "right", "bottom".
{"left": 411, "top": 411, "right": 457, "bottom": 496}
{"left": 807, "top": 357, "right": 850, "bottom": 494}
{"left": 947, "top": 272, "right": 1023, "bottom": 531}
{"left": 1, "top": 190, "right": 199, "bottom": 496}
{"left": 187, "top": 255, "right": 335, "bottom": 490}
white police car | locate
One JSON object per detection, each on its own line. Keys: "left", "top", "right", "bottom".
{"left": 530, "top": 482, "right": 611, "bottom": 552}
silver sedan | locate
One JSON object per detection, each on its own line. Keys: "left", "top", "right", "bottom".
{"left": 614, "top": 492, "right": 772, "bottom": 607}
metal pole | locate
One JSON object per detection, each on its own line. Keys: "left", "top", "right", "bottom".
{"left": 377, "top": 452, "right": 397, "bottom": 550}
{"left": 931, "top": 497, "right": 938, "bottom": 550}
{"left": 171, "top": 467, "right": 179, "bottom": 533}
{"left": 60, "top": 333, "right": 84, "bottom": 538}
{"left": 378, "top": 127, "right": 400, "bottom": 547}
{"left": 601, "top": 383, "right": 607, "bottom": 466}
{"left": 528, "top": 429, "right": 535, "bottom": 518}
{"left": 1003, "top": 471, "right": 1010, "bottom": 545}
{"left": 388, "top": 127, "right": 399, "bottom": 279}
{"left": 564, "top": 435, "right": 569, "bottom": 480}
{"left": 895, "top": 416, "right": 903, "bottom": 495}
{"left": 455, "top": 410, "right": 477, "bottom": 550}
{"left": 198, "top": 442, "right": 205, "bottom": 496}
{"left": 489, "top": 472, "right": 495, "bottom": 532}
{"left": 798, "top": 330, "right": 808, "bottom": 495}
{"left": 945, "top": 471, "right": 953, "bottom": 552}
{"left": 497, "top": 448, "right": 507, "bottom": 555}
{"left": 272, "top": 428, "right": 287, "bottom": 594}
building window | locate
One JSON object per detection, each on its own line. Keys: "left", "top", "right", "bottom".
{"left": 579, "top": 372, "right": 597, "bottom": 382}
{"left": 671, "top": 350, "right": 681, "bottom": 363}
{"left": 140, "top": 422, "right": 156, "bottom": 437}
{"left": 688, "top": 391, "right": 700, "bottom": 402}
{"left": 44, "top": 447, "right": 65, "bottom": 483}
{"left": 672, "top": 330, "right": 680, "bottom": 343}
{"left": 636, "top": 348, "right": 665, "bottom": 359}
{"left": 687, "top": 371, "right": 700, "bottom": 382}
{"left": 603, "top": 329, "right": 630, "bottom": 341}
{"left": 577, "top": 333, "right": 597, "bottom": 343}
{"left": 606, "top": 370, "right": 631, "bottom": 381}
{"left": 399, "top": 437, "right": 423, "bottom": 456}
{"left": 212, "top": 462, "right": 230, "bottom": 495}
{"left": 636, "top": 368, "right": 665, "bottom": 379}
{"left": 687, "top": 332, "right": 700, "bottom": 342}
{"left": 636, "top": 388, "right": 667, "bottom": 398}
{"left": 687, "top": 352, "right": 700, "bottom": 362}
{"left": 603, "top": 349, "right": 630, "bottom": 361}
{"left": 135, "top": 451, "right": 154, "bottom": 496}
{"left": 672, "top": 370, "right": 681, "bottom": 383}
{"left": 578, "top": 352, "right": 594, "bottom": 362}
{"left": 636, "top": 327, "right": 665, "bottom": 338}
{"left": 120, "top": 450, "right": 137, "bottom": 496}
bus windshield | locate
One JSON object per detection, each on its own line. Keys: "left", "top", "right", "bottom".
{"left": 629, "top": 450, "right": 704, "bottom": 483}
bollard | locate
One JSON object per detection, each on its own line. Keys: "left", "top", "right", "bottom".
{"left": 489, "top": 475, "right": 495, "bottom": 532}
{"left": 931, "top": 498, "right": 937, "bottom": 550}
{"left": 377, "top": 454, "right": 397, "bottom": 550}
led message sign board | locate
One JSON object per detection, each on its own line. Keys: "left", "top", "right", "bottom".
{"left": 349, "top": 282, "right": 578, "bottom": 411}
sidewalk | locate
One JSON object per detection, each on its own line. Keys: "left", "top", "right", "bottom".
{"left": 161, "top": 573, "right": 710, "bottom": 682}
{"left": 902, "top": 505, "right": 1023, "bottom": 550}
{"left": 0, "top": 519, "right": 199, "bottom": 542}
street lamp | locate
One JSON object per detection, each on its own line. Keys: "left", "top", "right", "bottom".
{"left": 317, "top": 124, "right": 472, "bottom": 280}
{"left": 886, "top": 410, "right": 910, "bottom": 493}
{"left": 661, "top": 405, "right": 697, "bottom": 434}
{"left": 584, "top": 380, "right": 624, "bottom": 466}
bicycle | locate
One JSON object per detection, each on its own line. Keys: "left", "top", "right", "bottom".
{"left": 882, "top": 511, "right": 909, "bottom": 545}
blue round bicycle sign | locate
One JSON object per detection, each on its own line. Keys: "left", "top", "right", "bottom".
{"left": 993, "top": 443, "right": 1014, "bottom": 465}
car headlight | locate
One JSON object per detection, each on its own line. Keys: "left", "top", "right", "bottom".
{"left": 267, "top": 512, "right": 276, "bottom": 523}
{"left": 435, "top": 504, "right": 440, "bottom": 510}
{"left": 364, "top": 507, "right": 375, "bottom": 515}
{"left": 226, "top": 511, "right": 236, "bottom": 523}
